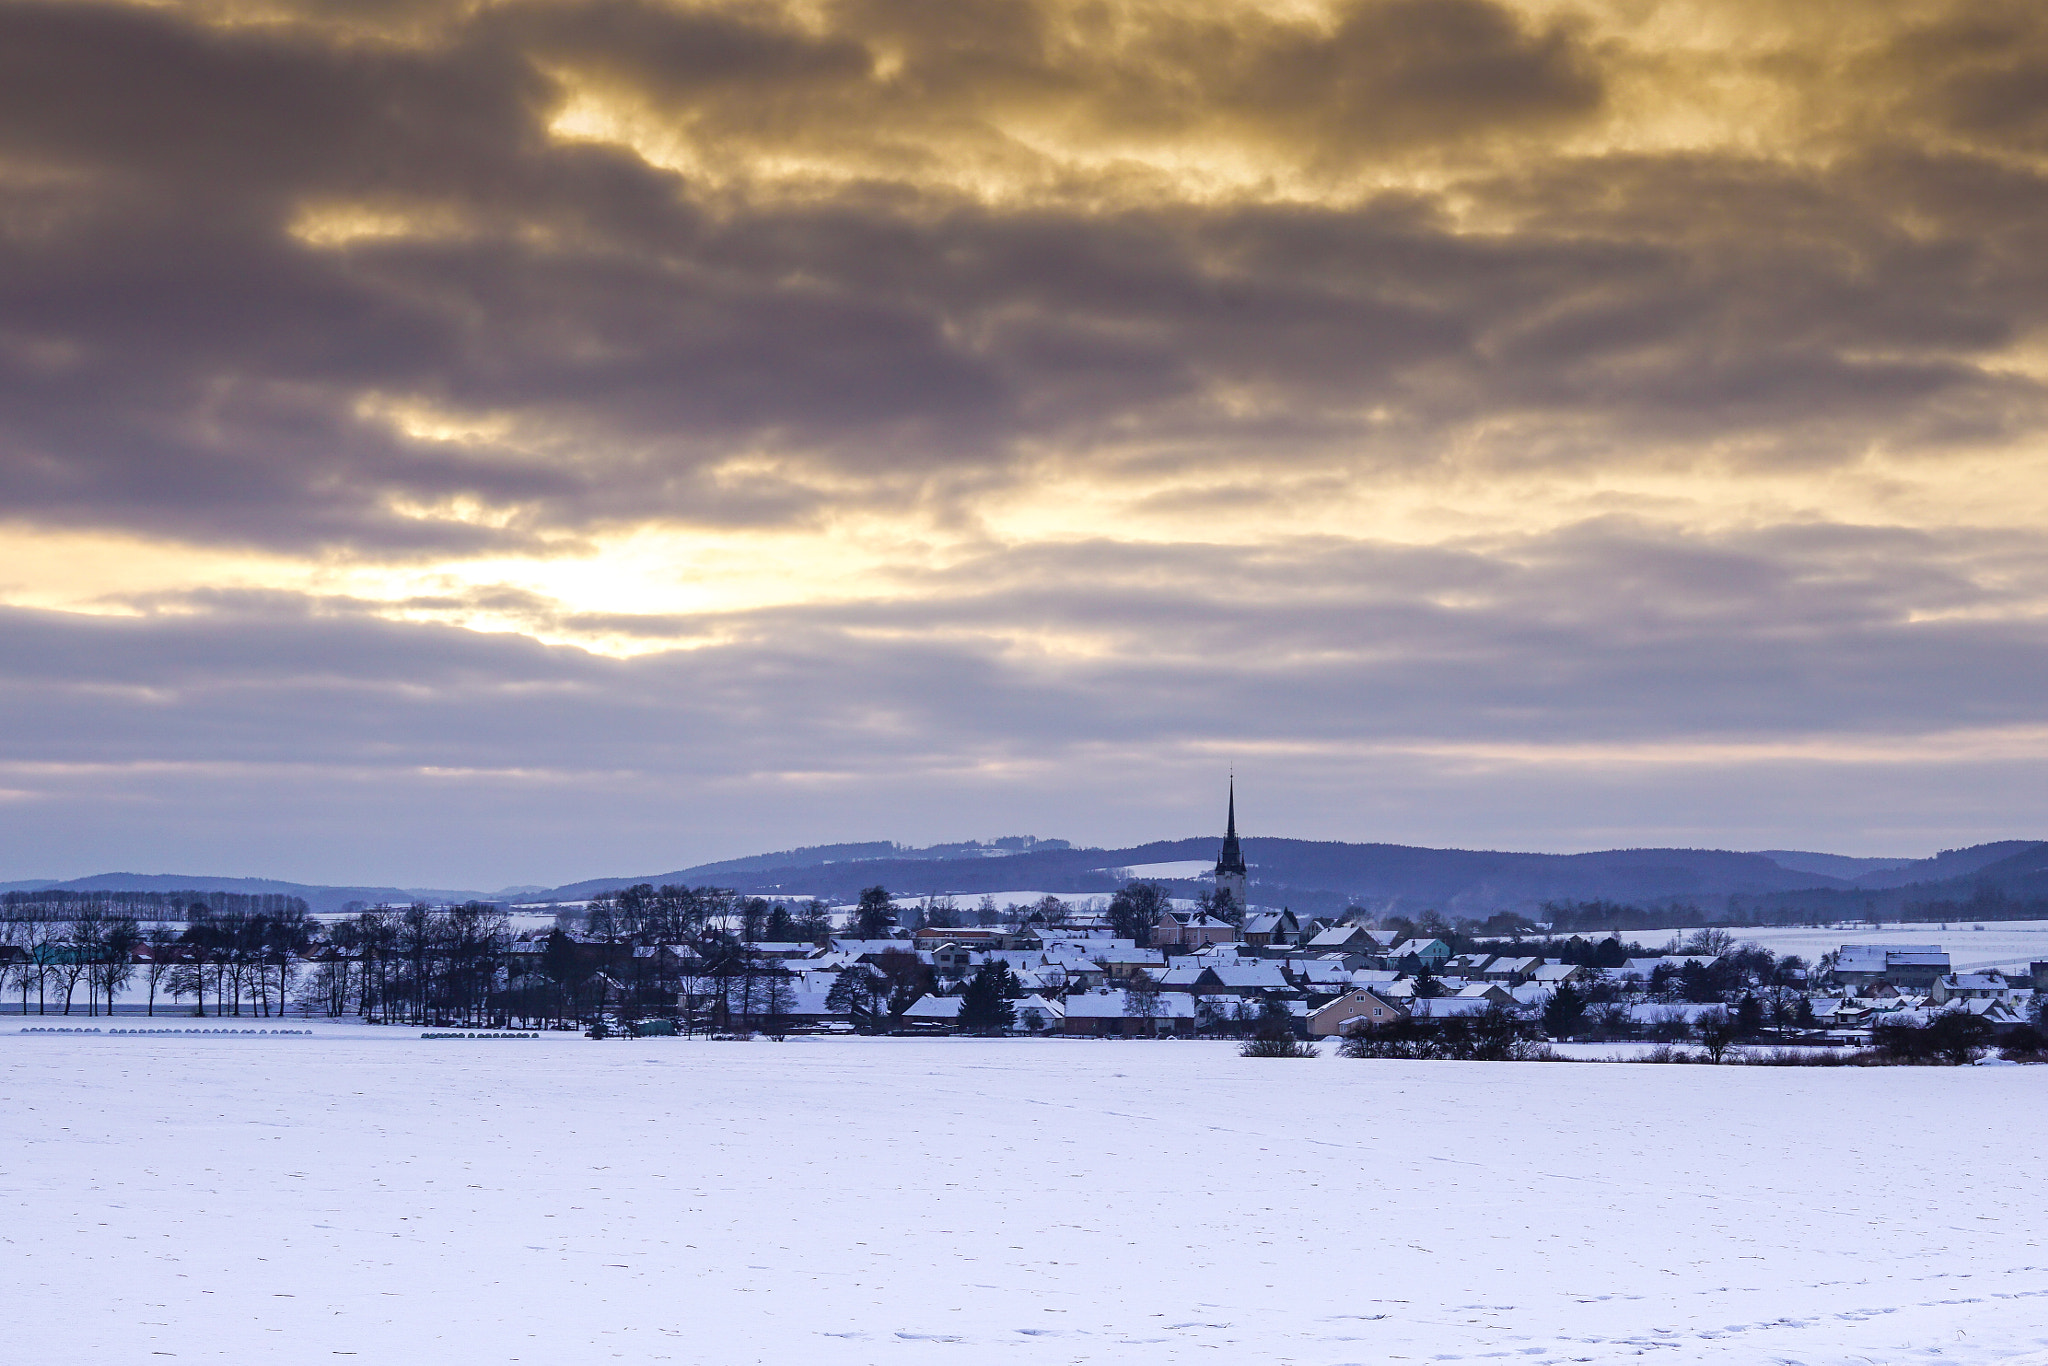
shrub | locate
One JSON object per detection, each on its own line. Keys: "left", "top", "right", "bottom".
{"left": 1237, "top": 997, "right": 1308, "bottom": 1056}
{"left": 1341, "top": 1006, "right": 1556, "bottom": 1062}
{"left": 1873, "top": 1012, "right": 1993, "bottom": 1065}
{"left": 1240, "top": 1036, "right": 1318, "bottom": 1058}
{"left": 1998, "top": 1022, "right": 2046, "bottom": 1062}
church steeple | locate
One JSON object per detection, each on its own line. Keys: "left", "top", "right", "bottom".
{"left": 1215, "top": 777, "right": 1247, "bottom": 884}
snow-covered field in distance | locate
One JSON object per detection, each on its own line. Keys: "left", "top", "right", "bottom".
{"left": 10, "top": 1031, "right": 2048, "bottom": 1365}
{"left": 1103, "top": 860, "right": 1215, "bottom": 880}
{"left": 1659, "top": 920, "right": 2048, "bottom": 971}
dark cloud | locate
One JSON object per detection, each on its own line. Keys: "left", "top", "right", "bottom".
{"left": 2, "top": 0, "right": 2041, "bottom": 553}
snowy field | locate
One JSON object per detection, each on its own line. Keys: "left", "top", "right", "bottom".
{"left": 8, "top": 1032, "right": 2048, "bottom": 1366}
{"left": 1663, "top": 920, "right": 2048, "bottom": 972}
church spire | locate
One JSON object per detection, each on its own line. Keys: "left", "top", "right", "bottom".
{"left": 1215, "top": 777, "right": 1246, "bottom": 879}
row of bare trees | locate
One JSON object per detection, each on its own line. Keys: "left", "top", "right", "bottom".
{"left": 0, "top": 905, "right": 145, "bottom": 1015}
{"left": 295, "top": 902, "right": 511, "bottom": 1026}
{"left": 1, "top": 903, "right": 323, "bottom": 1016}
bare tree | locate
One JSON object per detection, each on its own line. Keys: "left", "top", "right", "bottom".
{"left": 93, "top": 915, "right": 141, "bottom": 1017}
{"left": 1121, "top": 970, "right": 1164, "bottom": 1037}
{"left": 141, "top": 923, "right": 180, "bottom": 1016}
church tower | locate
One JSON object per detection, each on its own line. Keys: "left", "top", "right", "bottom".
{"left": 1214, "top": 778, "right": 1248, "bottom": 913}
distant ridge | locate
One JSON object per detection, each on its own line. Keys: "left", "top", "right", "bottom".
{"left": 526, "top": 837, "right": 2048, "bottom": 917}
{"left": 11, "top": 836, "right": 2042, "bottom": 920}
{"left": 0, "top": 873, "right": 507, "bottom": 915}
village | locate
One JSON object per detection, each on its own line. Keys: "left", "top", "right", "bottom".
{"left": 511, "top": 901, "right": 2048, "bottom": 1049}
{"left": 8, "top": 803, "right": 2048, "bottom": 1058}
{"left": 485, "top": 796, "right": 2048, "bottom": 1051}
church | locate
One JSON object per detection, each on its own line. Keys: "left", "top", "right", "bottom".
{"left": 1213, "top": 777, "right": 1248, "bottom": 912}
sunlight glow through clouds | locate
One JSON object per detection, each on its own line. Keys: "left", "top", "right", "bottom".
{"left": 9, "top": 0, "right": 2048, "bottom": 874}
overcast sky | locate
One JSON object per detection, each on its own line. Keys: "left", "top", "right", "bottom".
{"left": 4, "top": 0, "right": 2048, "bottom": 886}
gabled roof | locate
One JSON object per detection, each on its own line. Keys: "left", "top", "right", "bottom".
{"left": 1411, "top": 996, "right": 1507, "bottom": 1017}
{"left": 1202, "top": 961, "right": 1290, "bottom": 989}
{"left": 1061, "top": 991, "right": 1198, "bottom": 1020}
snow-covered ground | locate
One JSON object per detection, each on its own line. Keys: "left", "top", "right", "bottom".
{"left": 1664, "top": 920, "right": 2048, "bottom": 972}
{"left": 9, "top": 1031, "right": 2047, "bottom": 1365}
{"left": 1102, "top": 860, "right": 1214, "bottom": 881}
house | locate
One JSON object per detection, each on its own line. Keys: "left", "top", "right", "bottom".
{"left": 1410, "top": 995, "right": 1511, "bottom": 1018}
{"left": 1452, "top": 982, "right": 1517, "bottom": 1006}
{"left": 1529, "top": 963, "right": 1588, "bottom": 989}
{"left": 1287, "top": 960, "right": 1359, "bottom": 995}
{"left": 1954, "top": 997, "right": 2029, "bottom": 1032}
{"left": 1153, "top": 960, "right": 1292, "bottom": 997}
{"left": 1240, "top": 910, "right": 1301, "bottom": 948}
{"left": 829, "top": 938, "right": 920, "bottom": 959}
{"left": 1928, "top": 972, "right": 2010, "bottom": 1005}
{"left": 927, "top": 941, "right": 980, "bottom": 978}
{"left": 1390, "top": 938, "right": 1453, "bottom": 972}
{"left": 1308, "top": 988, "right": 1408, "bottom": 1037}
{"left": 1153, "top": 910, "right": 1240, "bottom": 951}
{"left": 1442, "top": 953, "right": 1496, "bottom": 977}
{"left": 1479, "top": 955, "right": 1540, "bottom": 984}
{"left": 1304, "top": 925, "right": 1379, "bottom": 953}
{"left": 911, "top": 926, "right": 1042, "bottom": 952}
{"left": 742, "top": 941, "right": 823, "bottom": 960}
{"left": 1833, "top": 944, "right": 1951, "bottom": 992}
{"left": 1013, "top": 994, "right": 1065, "bottom": 1033}
{"left": 1059, "top": 990, "right": 1198, "bottom": 1036}
{"left": 899, "top": 994, "right": 963, "bottom": 1031}
{"left": 1804, "top": 997, "right": 1866, "bottom": 1029}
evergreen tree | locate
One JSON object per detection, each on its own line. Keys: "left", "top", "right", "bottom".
{"left": 1735, "top": 993, "right": 1765, "bottom": 1040}
{"left": 957, "top": 962, "right": 1017, "bottom": 1035}
{"left": 1540, "top": 982, "right": 1588, "bottom": 1039}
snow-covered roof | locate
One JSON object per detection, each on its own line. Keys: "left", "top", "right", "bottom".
{"left": 1411, "top": 996, "right": 1506, "bottom": 1017}
{"left": 1838, "top": 944, "right": 1945, "bottom": 972}
{"left": 828, "top": 938, "right": 919, "bottom": 956}
{"left": 1060, "top": 991, "right": 1198, "bottom": 1020}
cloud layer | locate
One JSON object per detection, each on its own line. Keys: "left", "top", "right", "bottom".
{"left": 3, "top": 0, "right": 2048, "bottom": 879}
